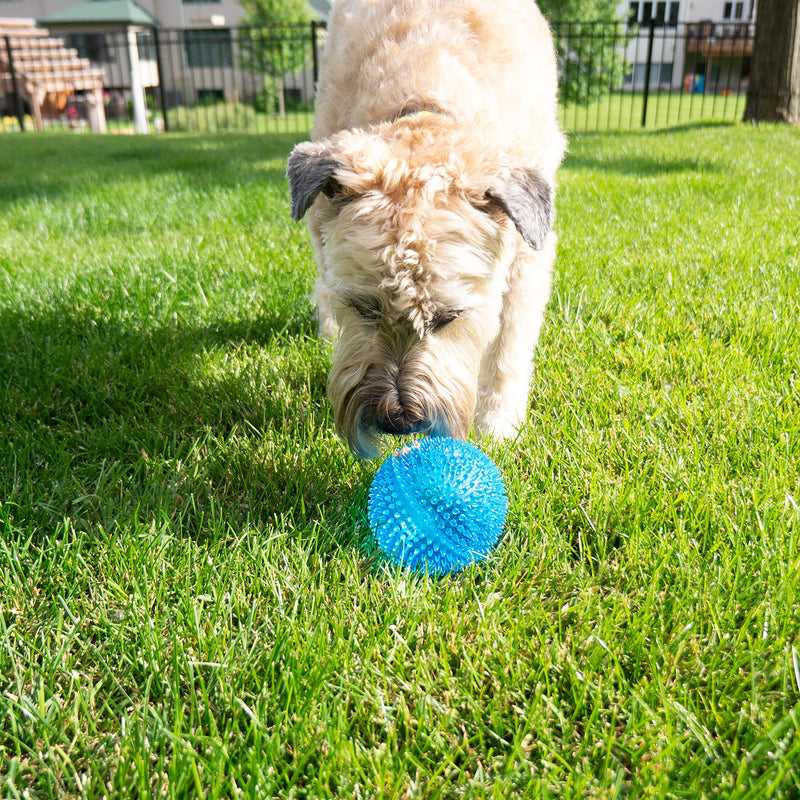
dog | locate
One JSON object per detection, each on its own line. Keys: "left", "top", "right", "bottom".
{"left": 287, "top": 0, "right": 565, "bottom": 458}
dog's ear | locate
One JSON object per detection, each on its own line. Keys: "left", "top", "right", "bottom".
{"left": 486, "top": 168, "right": 553, "bottom": 250}
{"left": 286, "top": 142, "right": 343, "bottom": 221}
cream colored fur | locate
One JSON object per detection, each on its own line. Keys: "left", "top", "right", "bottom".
{"left": 287, "top": 0, "right": 565, "bottom": 457}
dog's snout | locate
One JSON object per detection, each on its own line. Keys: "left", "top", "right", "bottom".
{"left": 375, "top": 408, "right": 426, "bottom": 436}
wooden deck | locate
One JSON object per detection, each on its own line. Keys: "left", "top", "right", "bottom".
{"left": 1, "top": 17, "right": 107, "bottom": 131}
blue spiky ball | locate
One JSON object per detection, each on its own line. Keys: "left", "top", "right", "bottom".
{"left": 367, "top": 437, "right": 508, "bottom": 575}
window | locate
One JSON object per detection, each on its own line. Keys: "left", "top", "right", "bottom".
{"left": 734, "top": 1, "right": 744, "bottom": 17}
{"left": 668, "top": 2, "right": 680, "bottom": 26}
{"left": 65, "top": 33, "right": 116, "bottom": 64}
{"left": 723, "top": 2, "right": 733, "bottom": 18}
{"left": 197, "top": 89, "right": 224, "bottom": 103}
{"left": 184, "top": 29, "right": 233, "bottom": 68}
{"left": 741, "top": 56, "right": 751, "bottom": 79}
{"left": 137, "top": 31, "right": 156, "bottom": 62}
{"left": 627, "top": 0, "right": 678, "bottom": 25}
{"left": 631, "top": 61, "right": 675, "bottom": 88}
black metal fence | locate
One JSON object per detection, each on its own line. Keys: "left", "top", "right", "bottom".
{"left": 1, "top": 19, "right": 755, "bottom": 135}
{"left": 1, "top": 24, "right": 323, "bottom": 135}
{"left": 552, "top": 19, "right": 754, "bottom": 131}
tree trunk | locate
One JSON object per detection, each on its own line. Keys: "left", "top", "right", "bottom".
{"left": 743, "top": 0, "right": 800, "bottom": 124}
{"left": 277, "top": 76, "right": 286, "bottom": 119}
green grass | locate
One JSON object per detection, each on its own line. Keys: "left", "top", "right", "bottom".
{"left": 560, "top": 90, "right": 748, "bottom": 131}
{"left": 0, "top": 123, "right": 799, "bottom": 798}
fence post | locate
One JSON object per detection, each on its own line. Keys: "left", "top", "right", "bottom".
{"left": 4, "top": 35, "right": 26, "bottom": 132}
{"left": 311, "top": 20, "right": 320, "bottom": 87}
{"left": 126, "top": 26, "right": 149, "bottom": 133}
{"left": 641, "top": 19, "right": 656, "bottom": 128}
{"left": 153, "top": 28, "right": 169, "bottom": 132}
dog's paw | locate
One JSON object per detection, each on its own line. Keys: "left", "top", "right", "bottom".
{"left": 474, "top": 410, "right": 523, "bottom": 441}
{"left": 317, "top": 316, "right": 339, "bottom": 340}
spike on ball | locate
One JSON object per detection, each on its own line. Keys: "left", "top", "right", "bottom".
{"left": 367, "top": 437, "right": 508, "bottom": 575}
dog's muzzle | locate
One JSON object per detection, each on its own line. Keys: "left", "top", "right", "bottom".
{"left": 329, "top": 344, "right": 476, "bottom": 457}
{"left": 374, "top": 407, "right": 427, "bottom": 436}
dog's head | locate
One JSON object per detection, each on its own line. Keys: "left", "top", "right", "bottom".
{"left": 287, "top": 116, "right": 553, "bottom": 457}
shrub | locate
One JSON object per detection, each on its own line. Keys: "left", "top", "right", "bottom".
{"left": 168, "top": 102, "right": 258, "bottom": 133}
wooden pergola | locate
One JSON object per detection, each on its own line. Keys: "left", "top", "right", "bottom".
{"left": 1, "top": 17, "right": 106, "bottom": 132}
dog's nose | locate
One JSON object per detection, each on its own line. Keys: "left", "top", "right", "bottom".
{"left": 375, "top": 411, "right": 426, "bottom": 436}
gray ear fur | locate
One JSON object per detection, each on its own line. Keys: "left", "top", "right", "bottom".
{"left": 487, "top": 168, "right": 553, "bottom": 250}
{"left": 286, "top": 143, "right": 342, "bottom": 221}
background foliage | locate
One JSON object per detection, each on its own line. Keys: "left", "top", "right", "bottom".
{"left": 542, "top": 0, "right": 631, "bottom": 105}
{"left": 237, "top": 0, "right": 314, "bottom": 116}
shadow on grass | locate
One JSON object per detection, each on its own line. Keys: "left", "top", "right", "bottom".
{"left": 564, "top": 151, "right": 721, "bottom": 176}
{"left": 0, "top": 300, "right": 366, "bottom": 546}
{"left": 565, "top": 122, "right": 733, "bottom": 175}
{"left": 641, "top": 120, "right": 739, "bottom": 135}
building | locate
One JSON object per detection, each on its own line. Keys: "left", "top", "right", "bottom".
{"left": 621, "top": 0, "right": 756, "bottom": 93}
{"left": 1, "top": 0, "right": 329, "bottom": 128}
{"left": 2, "top": 0, "right": 330, "bottom": 31}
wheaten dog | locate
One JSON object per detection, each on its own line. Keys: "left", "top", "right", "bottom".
{"left": 287, "top": 0, "right": 565, "bottom": 457}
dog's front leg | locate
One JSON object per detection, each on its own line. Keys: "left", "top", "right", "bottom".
{"left": 313, "top": 273, "right": 338, "bottom": 340}
{"left": 474, "top": 234, "right": 556, "bottom": 440}
{"left": 306, "top": 212, "right": 339, "bottom": 340}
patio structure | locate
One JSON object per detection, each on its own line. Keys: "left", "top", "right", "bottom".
{"left": 41, "top": 0, "right": 158, "bottom": 132}
{"left": 0, "top": 16, "right": 106, "bottom": 131}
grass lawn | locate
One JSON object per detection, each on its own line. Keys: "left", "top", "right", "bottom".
{"left": 1, "top": 123, "right": 799, "bottom": 798}
{"left": 560, "top": 91, "right": 748, "bottom": 132}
